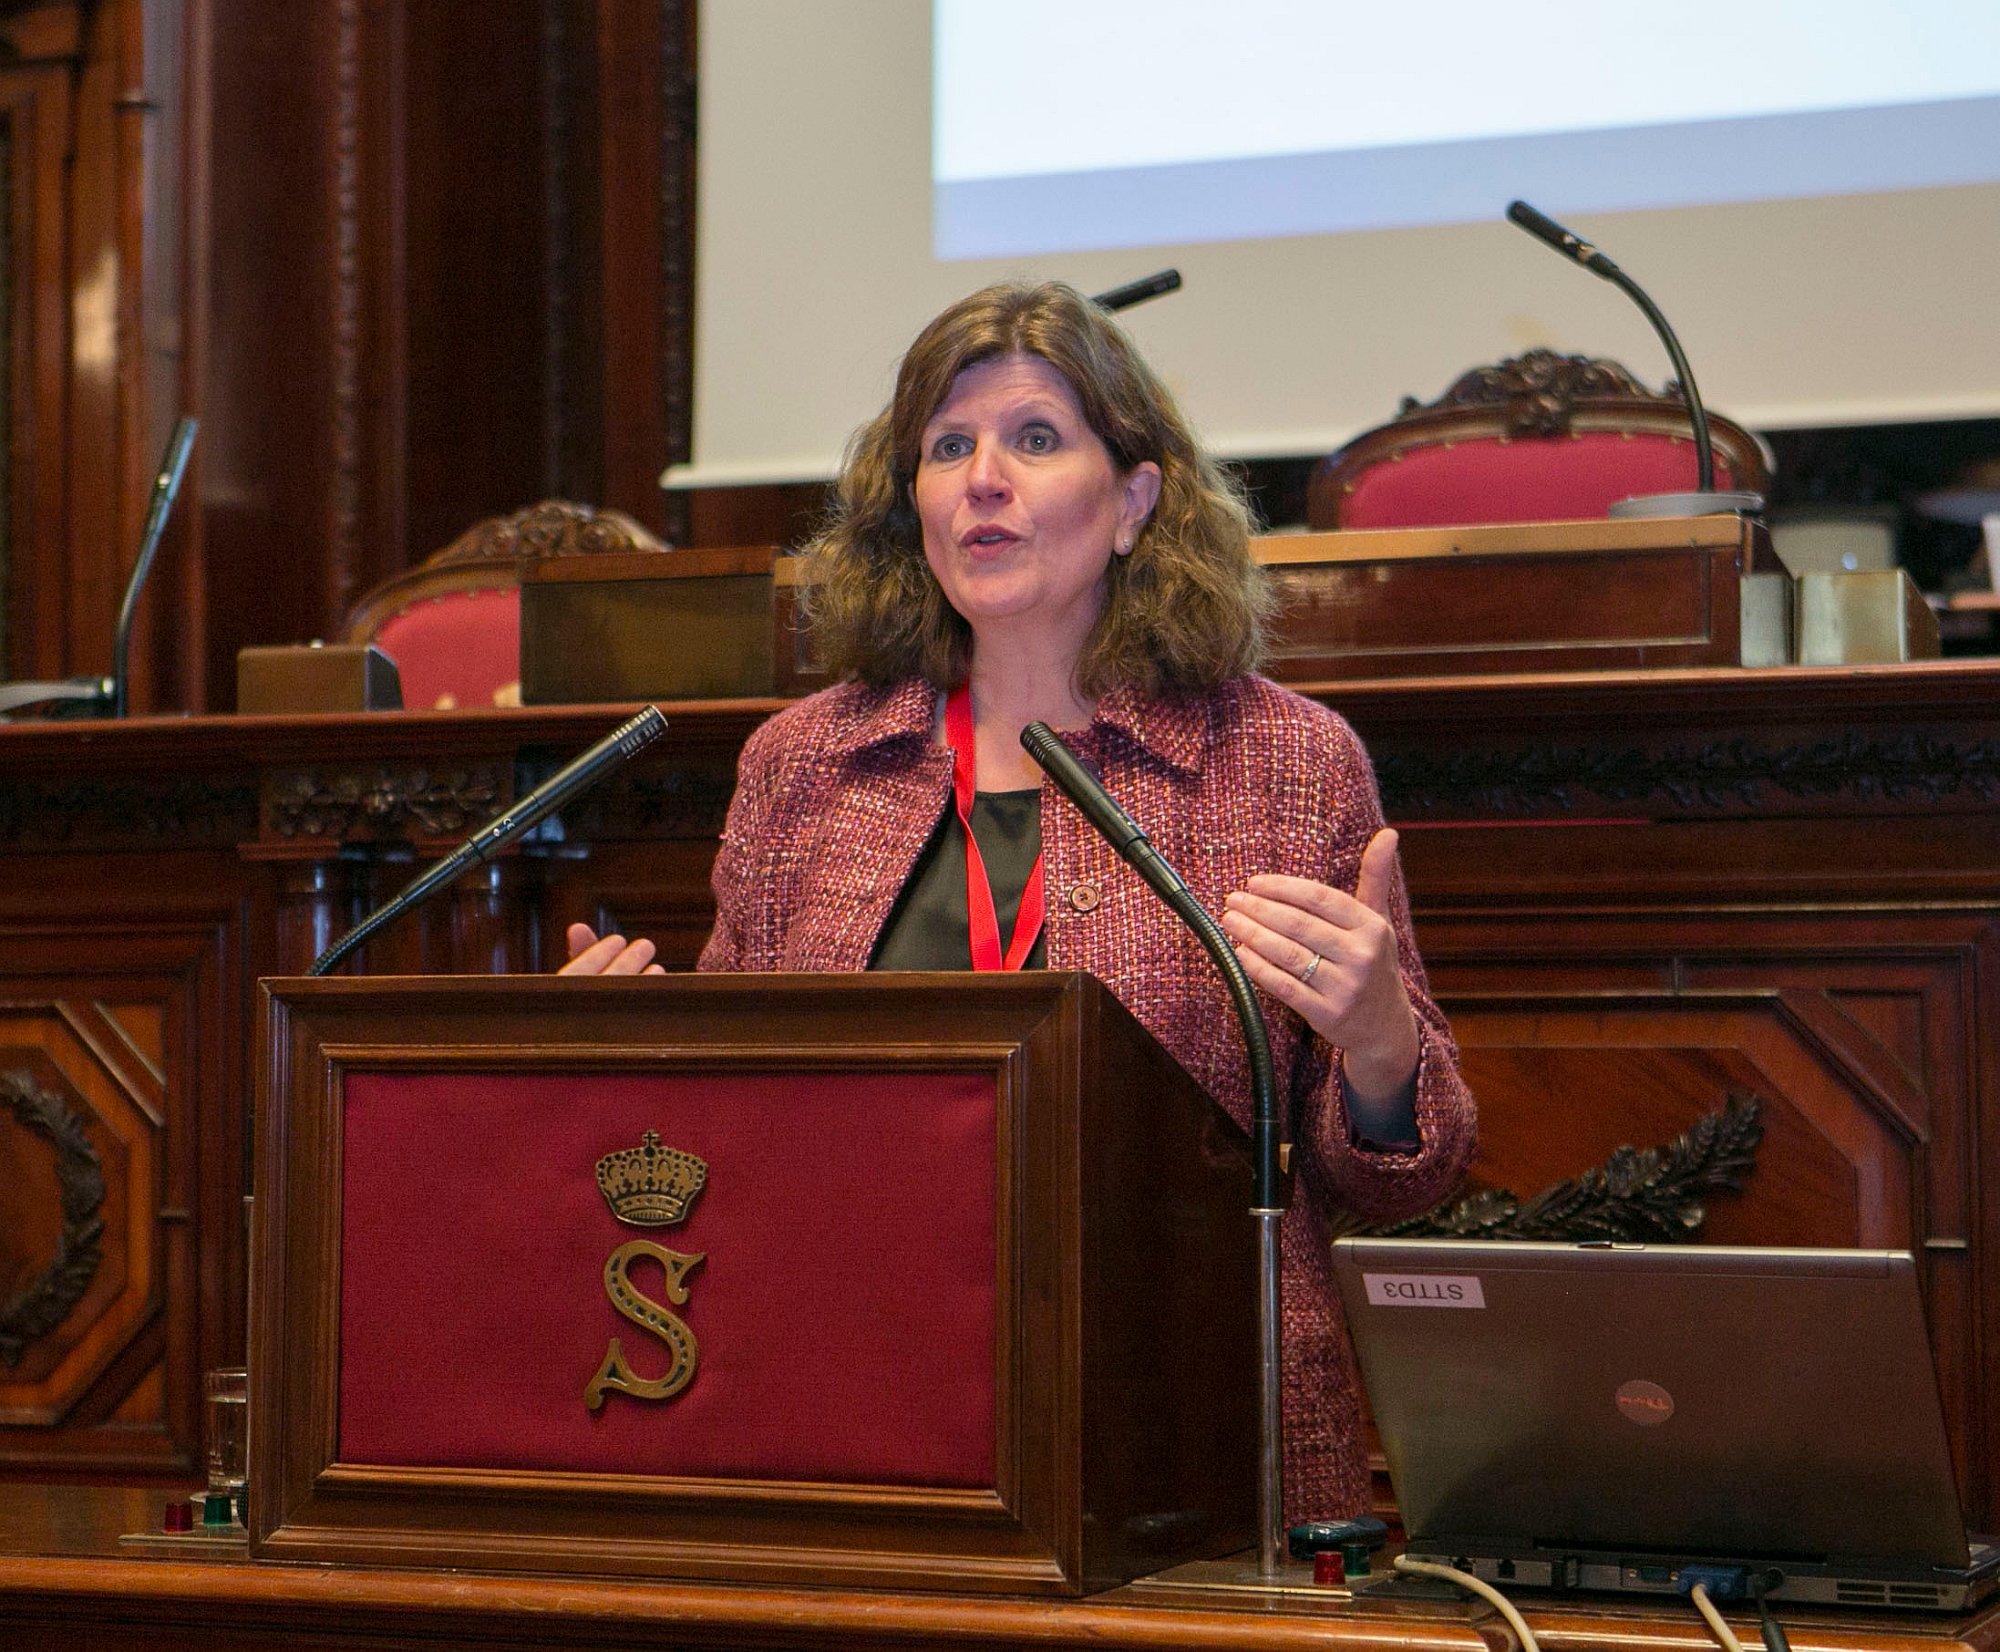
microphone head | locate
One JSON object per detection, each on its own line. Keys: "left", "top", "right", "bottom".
{"left": 1506, "top": 198, "right": 1563, "bottom": 240}
{"left": 1019, "top": 720, "right": 1063, "bottom": 765}
{"left": 615, "top": 703, "right": 670, "bottom": 757}
{"left": 1090, "top": 268, "right": 1182, "bottom": 313}
{"left": 1506, "top": 199, "right": 1617, "bottom": 277}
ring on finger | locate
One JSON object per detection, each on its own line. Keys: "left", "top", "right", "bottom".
{"left": 1297, "top": 950, "right": 1322, "bottom": 985}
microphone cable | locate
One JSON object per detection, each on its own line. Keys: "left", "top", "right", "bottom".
{"left": 1752, "top": 1571, "right": 1793, "bottom": 1652}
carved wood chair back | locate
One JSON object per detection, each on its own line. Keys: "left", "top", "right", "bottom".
{"left": 340, "top": 501, "right": 669, "bottom": 710}
{"left": 1307, "top": 350, "right": 1772, "bottom": 531}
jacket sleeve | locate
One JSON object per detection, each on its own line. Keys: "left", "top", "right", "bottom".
{"left": 696, "top": 715, "right": 789, "bottom": 972}
{"left": 1292, "top": 713, "right": 1477, "bottom": 1225}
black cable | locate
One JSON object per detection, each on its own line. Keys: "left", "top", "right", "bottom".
{"left": 1753, "top": 1572, "right": 1791, "bottom": 1652}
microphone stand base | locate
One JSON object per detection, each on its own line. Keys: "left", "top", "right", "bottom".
{"left": 1608, "top": 490, "right": 1764, "bottom": 519}
{"left": 0, "top": 678, "right": 114, "bottom": 719}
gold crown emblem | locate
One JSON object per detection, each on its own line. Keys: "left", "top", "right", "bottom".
{"left": 594, "top": 1131, "right": 707, "bottom": 1226}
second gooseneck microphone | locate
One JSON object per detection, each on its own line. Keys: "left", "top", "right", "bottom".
{"left": 1090, "top": 269, "right": 1182, "bottom": 314}
{"left": 307, "top": 705, "right": 669, "bottom": 977}
{"left": 1506, "top": 199, "right": 1717, "bottom": 494}
{"left": 113, "top": 417, "right": 201, "bottom": 718}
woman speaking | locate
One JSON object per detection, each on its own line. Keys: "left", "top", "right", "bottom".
{"left": 563, "top": 280, "right": 1476, "bottom": 1522}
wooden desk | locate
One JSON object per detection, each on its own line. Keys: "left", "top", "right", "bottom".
{"left": 3, "top": 666, "right": 1999, "bottom": 1541}
{"left": 2, "top": 1484, "right": 1995, "bottom": 1652}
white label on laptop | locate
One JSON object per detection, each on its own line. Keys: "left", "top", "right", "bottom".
{"left": 1362, "top": 1272, "right": 1486, "bottom": 1308}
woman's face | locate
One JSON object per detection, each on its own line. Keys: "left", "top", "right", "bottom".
{"left": 914, "top": 353, "right": 1160, "bottom": 663}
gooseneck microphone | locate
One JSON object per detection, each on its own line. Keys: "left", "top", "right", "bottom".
{"left": 1506, "top": 199, "right": 1718, "bottom": 495}
{"left": 1090, "top": 269, "right": 1182, "bottom": 314}
{"left": 307, "top": 705, "right": 668, "bottom": 977}
{"left": 0, "top": 415, "right": 199, "bottom": 720}
{"left": 1019, "top": 721, "right": 1281, "bottom": 1200}
{"left": 1021, "top": 720, "right": 1288, "bottom": 1579}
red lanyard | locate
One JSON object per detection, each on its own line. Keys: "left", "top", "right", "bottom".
{"left": 945, "top": 682, "right": 1046, "bottom": 971}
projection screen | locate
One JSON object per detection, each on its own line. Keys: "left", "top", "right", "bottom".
{"left": 670, "top": 0, "right": 2000, "bottom": 488}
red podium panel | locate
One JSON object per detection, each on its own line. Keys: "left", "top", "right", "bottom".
{"left": 251, "top": 973, "right": 1257, "bottom": 1595}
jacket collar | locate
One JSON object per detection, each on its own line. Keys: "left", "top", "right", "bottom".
{"left": 827, "top": 676, "right": 1212, "bottom": 777}
{"left": 1088, "top": 681, "right": 1210, "bottom": 776}
{"left": 821, "top": 678, "right": 938, "bottom": 760}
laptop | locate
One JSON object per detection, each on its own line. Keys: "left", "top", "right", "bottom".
{"left": 1330, "top": 1239, "right": 1999, "bottom": 1612}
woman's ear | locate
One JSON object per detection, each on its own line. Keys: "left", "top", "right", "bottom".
{"left": 1119, "top": 461, "right": 1163, "bottom": 550}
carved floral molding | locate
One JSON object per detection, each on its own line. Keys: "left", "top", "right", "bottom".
{"left": 1358, "top": 1092, "right": 1763, "bottom": 1244}
{"left": 1400, "top": 347, "right": 1679, "bottom": 436}
{"left": 265, "top": 765, "right": 505, "bottom": 841}
{"left": 0, "top": 1068, "right": 106, "bottom": 1368}
{"left": 1377, "top": 733, "right": 2000, "bottom": 819}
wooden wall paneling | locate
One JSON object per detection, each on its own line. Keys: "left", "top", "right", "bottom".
{"left": 53, "top": 0, "right": 189, "bottom": 708}
{"left": 0, "top": 44, "right": 75, "bottom": 683}
{"left": 556, "top": 2, "right": 605, "bottom": 523}
{"left": 105, "top": 0, "right": 151, "bottom": 682}
{"left": 0, "top": 878, "right": 243, "bottom": 1481}
{"left": 1441, "top": 991, "right": 1923, "bottom": 1243}
{"left": 132, "top": 0, "right": 196, "bottom": 713}
{"left": 433, "top": 855, "right": 535, "bottom": 976}
{"left": 1348, "top": 668, "right": 2000, "bottom": 1534}
{"left": 550, "top": 0, "right": 743, "bottom": 550}
{"left": 61, "top": 1, "right": 124, "bottom": 679}
{"left": 199, "top": 2, "right": 347, "bottom": 712}
{"left": 687, "top": 480, "right": 833, "bottom": 551}
{"left": 397, "top": 0, "right": 560, "bottom": 563}
{"left": 343, "top": 0, "right": 407, "bottom": 627}
{"left": 181, "top": 0, "right": 708, "bottom": 705}
{"left": 3, "top": 672, "right": 1995, "bottom": 1533}
{"left": 170, "top": 0, "right": 213, "bottom": 714}
{"left": 659, "top": 0, "right": 694, "bottom": 542}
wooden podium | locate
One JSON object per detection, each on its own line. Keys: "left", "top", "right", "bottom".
{"left": 250, "top": 972, "right": 1257, "bottom": 1596}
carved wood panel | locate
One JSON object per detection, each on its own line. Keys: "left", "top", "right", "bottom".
{"left": 0, "top": 880, "right": 243, "bottom": 1479}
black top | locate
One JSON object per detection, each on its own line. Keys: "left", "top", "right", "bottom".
{"left": 870, "top": 789, "right": 1047, "bottom": 971}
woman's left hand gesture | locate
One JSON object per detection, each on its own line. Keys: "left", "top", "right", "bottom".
{"left": 1220, "top": 828, "right": 1421, "bottom": 1107}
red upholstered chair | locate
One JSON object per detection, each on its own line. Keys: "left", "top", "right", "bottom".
{"left": 341, "top": 500, "right": 668, "bottom": 710}
{"left": 1307, "top": 349, "right": 1771, "bottom": 531}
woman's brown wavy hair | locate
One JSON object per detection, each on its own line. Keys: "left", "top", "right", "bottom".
{"left": 799, "top": 281, "right": 1270, "bottom": 696}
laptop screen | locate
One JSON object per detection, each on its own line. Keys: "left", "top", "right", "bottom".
{"left": 1330, "top": 1240, "right": 1972, "bottom": 1570}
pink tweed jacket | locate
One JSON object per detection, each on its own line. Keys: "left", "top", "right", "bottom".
{"left": 699, "top": 673, "right": 1477, "bottom": 1520}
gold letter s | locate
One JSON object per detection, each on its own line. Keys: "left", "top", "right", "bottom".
{"left": 583, "top": 1239, "right": 704, "bottom": 1410}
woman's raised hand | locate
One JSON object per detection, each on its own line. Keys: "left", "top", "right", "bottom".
{"left": 1219, "top": 828, "right": 1420, "bottom": 1106}
{"left": 557, "top": 921, "right": 666, "bottom": 976}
